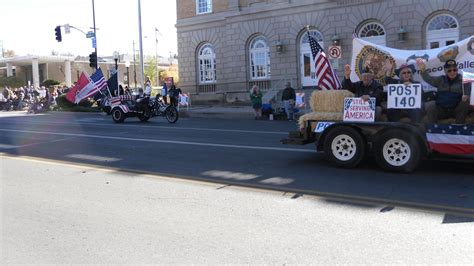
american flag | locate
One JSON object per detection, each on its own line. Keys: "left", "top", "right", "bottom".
{"left": 88, "top": 68, "right": 108, "bottom": 97}
{"left": 426, "top": 124, "right": 474, "bottom": 155}
{"left": 308, "top": 33, "right": 341, "bottom": 90}
{"left": 462, "top": 70, "right": 474, "bottom": 84}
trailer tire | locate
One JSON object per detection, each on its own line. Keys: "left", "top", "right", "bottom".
{"left": 374, "top": 129, "right": 420, "bottom": 173}
{"left": 323, "top": 126, "right": 365, "bottom": 168}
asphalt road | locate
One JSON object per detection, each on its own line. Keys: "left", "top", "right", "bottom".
{"left": 1, "top": 111, "right": 473, "bottom": 263}
{"left": 0, "top": 111, "right": 473, "bottom": 215}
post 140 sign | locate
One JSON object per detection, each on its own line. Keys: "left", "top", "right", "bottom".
{"left": 387, "top": 84, "right": 422, "bottom": 109}
{"left": 343, "top": 97, "right": 376, "bottom": 122}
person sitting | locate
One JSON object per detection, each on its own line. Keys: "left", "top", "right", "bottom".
{"left": 343, "top": 64, "right": 384, "bottom": 121}
{"left": 416, "top": 59, "right": 471, "bottom": 124}
{"left": 384, "top": 63, "right": 422, "bottom": 123}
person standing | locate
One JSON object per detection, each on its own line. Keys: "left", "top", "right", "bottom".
{"left": 250, "top": 85, "right": 263, "bottom": 120}
{"left": 161, "top": 82, "right": 168, "bottom": 104}
{"left": 168, "top": 85, "right": 179, "bottom": 106}
{"left": 416, "top": 59, "right": 471, "bottom": 124}
{"left": 281, "top": 82, "right": 296, "bottom": 121}
{"left": 144, "top": 78, "right": 152, "bottom": 96}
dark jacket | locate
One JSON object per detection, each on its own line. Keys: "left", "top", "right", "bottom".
{"left": 420, "top": 71, "right": 471, "bottom": 109}
{"left": 343, "top": 78, "right": 384, "bottom": 106}
{"left": 281, "top": 87, "right": 296, "bottom": 101}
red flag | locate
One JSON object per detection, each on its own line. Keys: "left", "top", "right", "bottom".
{"left": 65, "top": 73, "right": 90, "bottom": 103}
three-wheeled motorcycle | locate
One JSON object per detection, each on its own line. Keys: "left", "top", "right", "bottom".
{"left": 110, "top": 95, "right": 179, "bottom": 123}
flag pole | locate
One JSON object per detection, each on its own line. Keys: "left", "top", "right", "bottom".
{"left": 138, "top": 0, "right": 145, "bottom": 90}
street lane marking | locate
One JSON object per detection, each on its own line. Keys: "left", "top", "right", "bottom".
{"left": 0, "top": 128, "right": 314, "bottom": 153}
{"left": 66, "top": 154, "right": 122, "bottom": 162}
{"left": 0, "top": 137, "right": 75, "bottom": 149}
{"left": 0, "top": 119, "right": 288, "bottom": 135}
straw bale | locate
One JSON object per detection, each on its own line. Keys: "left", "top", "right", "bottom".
{"left": 298, "top": 111, "right": 344, "bottom": 129}
{"left": 310, "top": 90, "right": 354, "bottom": 113}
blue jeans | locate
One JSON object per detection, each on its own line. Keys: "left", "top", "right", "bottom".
{"left": 283, "top": 100, "right": 294, "bottom": 120}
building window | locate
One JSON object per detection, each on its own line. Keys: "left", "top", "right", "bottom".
{"left": 358, "top": 21, "right": 386, "bottom": 46}
{"left": 198, "top": 43, "right": 216, "bottom": 83}
{"left": 196, "top": 0, "right": 212, "bottom": 14}
{"left": 249, "top": 36, "right": 270, "bottom": 80}
{"left": 426, "top": 14, "right": 459, "bottom": 49}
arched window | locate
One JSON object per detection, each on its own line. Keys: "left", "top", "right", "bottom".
{"left": 300, "top": 30, "right": 324, "bottom": 87}
{"left": 358, "top": 21, "right": 386, "bottom": 46}
{"left": 249, "top": 36, "right": 270, "bottom": 79}
{"left": 426, "top": 14, "right": 459, "bottom": 49}
{"left": 198, "top": 43, "right": 216, "bottom": 83}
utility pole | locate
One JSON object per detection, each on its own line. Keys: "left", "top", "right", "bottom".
{"left": 138, "top": 0, "right": 145, "bottom": 89}
{"left": 155, "top": 28, "right": 159, "bottom": 87}
{"left": 92, "top": 0, "right": 98, "bottom": 70}
{"left": 133, "top": 40, "right": 137, "bottom": 89}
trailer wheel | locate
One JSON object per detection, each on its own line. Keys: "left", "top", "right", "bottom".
{"left": 323, "top": 126, "right": 365, "bottom": 168}
{"left": 374, "top": 129, "right": 420, "bottom": 173}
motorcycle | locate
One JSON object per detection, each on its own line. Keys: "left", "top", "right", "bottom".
{"left": 111, "top": 95, "right": 179, "bottom": 124}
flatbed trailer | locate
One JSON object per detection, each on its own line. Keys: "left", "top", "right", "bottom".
{"left": 282, "top": 120, "right": 473, "bottom": 172}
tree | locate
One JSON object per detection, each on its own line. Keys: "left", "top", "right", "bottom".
{"left": 160, "top": 64, "right": 179, "bottom": 85}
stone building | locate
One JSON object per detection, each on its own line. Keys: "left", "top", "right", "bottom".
{"left": 176, "top": 0, "right": 474, "bottom": 103}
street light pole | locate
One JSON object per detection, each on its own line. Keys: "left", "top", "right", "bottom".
{"left": 125, "top": 60, "right": 130, "bottom": 89}
{"left": 155, "top": 28, "right": 159, "bottom": 87}
{"left": 138, "top": 0, "right": 145, "bottom": 89}
{"left": 113, "top": 51, "right": 119, "bottom": 71}
{"left": 133, "top": 40, "right": 137, "bottom": 89}
{"left": 92, "top": 0, "right": 98, "bottom": 70}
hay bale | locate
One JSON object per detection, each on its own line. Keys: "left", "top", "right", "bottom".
{"left": 310, "top": 90, "right": 354, "bottom": 113}
{"left": 298, "top": 111, "right": 344, "bottom": 129}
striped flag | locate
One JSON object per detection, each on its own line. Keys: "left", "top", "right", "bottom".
{"left": 426, "top": 124, "right": 474, "bottom": 155}
{"left": 462, "top": 70, "right": 474, "bottom": 84}
{"left": 74, "top": 68, "right": 107, "bottom": 103}
{"left": 308, "top": 33, "right": 341, "bottom": 90}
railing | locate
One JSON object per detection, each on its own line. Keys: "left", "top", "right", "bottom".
{"left": 248, "top": 79, "right": 271, "bottom": 92}
{"left": 197, "top": 84, "right": 216, "bottom": 93}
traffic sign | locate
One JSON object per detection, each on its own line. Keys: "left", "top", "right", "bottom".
{"left": 92, "top": 37, "right": 96, "bottom": 49}
{"left": 86, "top": 31, "right": 95, "bottom": 38}
{"left": 328, "top": 45, "right": 342, "bottom": 59}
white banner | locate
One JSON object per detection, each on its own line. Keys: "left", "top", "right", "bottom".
{"left": 387, "top": 84, "right": 422, "bottom": 109}
{"left": 350, "top": 37, "right": 474, "bottom": 90}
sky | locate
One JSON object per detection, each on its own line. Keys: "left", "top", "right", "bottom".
{"left": 0, "top": 0, "right": 178, "bottom": 59}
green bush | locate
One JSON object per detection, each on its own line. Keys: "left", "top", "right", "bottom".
{"left": 56, "top": 94, "right": 75, "bottom": 109}
{"left": 0, "top": 76, "right": 24, "bottom": 88}
{"left": 55, "top": 94, "right": 99, "bottom": 112}
{"left": 41, "top": 79, "right": 60, "bottom": 87}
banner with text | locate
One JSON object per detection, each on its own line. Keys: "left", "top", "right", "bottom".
{"left": 387, "top": 83, "right": 422, "bottom": 109}
{"left": 350, "top": 36, "right": 474, "bottom": 90}
{"left": 343, "top": 97, "right": 376, "bottom": 122}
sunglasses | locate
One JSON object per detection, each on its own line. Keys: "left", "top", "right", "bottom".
{"left": 446, "top": 68, "right": 458, "bottom": 73}
{"left": 401, "top": 71, "right": 412, "bottom": 75}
